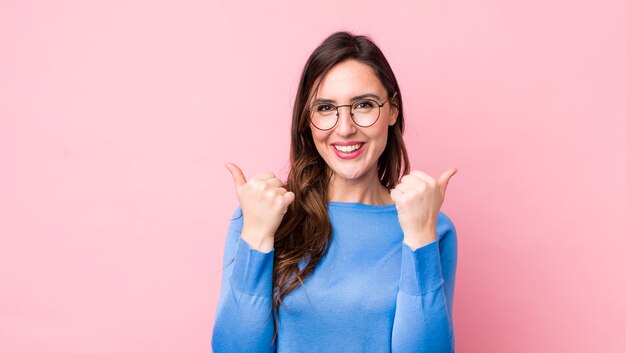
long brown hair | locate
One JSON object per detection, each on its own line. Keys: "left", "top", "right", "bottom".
{"left": 270, "top": 30, "right": 410, "bottom": 343}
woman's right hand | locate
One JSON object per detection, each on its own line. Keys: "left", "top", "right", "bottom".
{"left": 225, "top": 162, "right": 295, "bottom": 252}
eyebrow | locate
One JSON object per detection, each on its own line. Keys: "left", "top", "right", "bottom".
{"left": 311, "top": 93, "right": 382, "bottom": 105}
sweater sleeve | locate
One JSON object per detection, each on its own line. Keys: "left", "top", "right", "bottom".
{"left": 211, "top": 206, "right": 277, "bottom": 353}
{"left": 391, "top": 211, "right": 458, "bottom": 353}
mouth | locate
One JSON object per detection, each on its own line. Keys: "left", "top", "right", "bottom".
{"left": 333, "top": 143, "right": 363, "bottom": 153}
{"left": 331, "top": 142, "right": 366, "bottom": 159}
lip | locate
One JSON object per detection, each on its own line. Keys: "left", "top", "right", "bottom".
{"left": 331, "top": 141, "right": 365, "bottom": 146}
{"left": 331, "top": 142, "right": 366, "bottom": 160}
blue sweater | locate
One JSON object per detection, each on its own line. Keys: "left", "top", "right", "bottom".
{"left": 212, "top": 201, "right": 458, "bottom": 352}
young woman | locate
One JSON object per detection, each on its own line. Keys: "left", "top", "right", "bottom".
{"left": 212, "top": 31, "right": 458, "bottom": 353}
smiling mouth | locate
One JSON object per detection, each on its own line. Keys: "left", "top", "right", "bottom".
{"left": 333, "top": 143, "right": 363, "bottom": 153}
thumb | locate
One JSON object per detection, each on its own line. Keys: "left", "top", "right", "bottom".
{"left": 389, "top": 188, "right": 398, "bottom": 203}
{"left": 283, "top": 191, "right": 295, "bottom": 206}
{"left": 225, "top": 162, "right": 247, "bottom": 188}
{"left": 438, "top": 167, "right": 457, "bottom": 195}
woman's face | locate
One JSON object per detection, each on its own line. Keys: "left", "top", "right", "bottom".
{"left": 308, "top": 59, "right": 398, "bottom": 182}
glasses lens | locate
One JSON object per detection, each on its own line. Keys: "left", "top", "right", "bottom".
{"left": 352, "top": 99, "right": 380, "bottom": 127}
{"left": 310, "top": 103, "right": 338, "bottom": 130}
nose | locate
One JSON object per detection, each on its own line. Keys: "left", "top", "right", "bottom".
{"left": 334, "top": 106, "right": 357, "bottom": 136}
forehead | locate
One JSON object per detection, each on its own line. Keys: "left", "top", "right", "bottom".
{"left": 313, "top": 60, "right": 384, "bottom": 100}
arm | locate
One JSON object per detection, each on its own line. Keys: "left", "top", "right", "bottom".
{"left": 211, "top": 206, "right": 277, "bottom": 353}
{"left": 391, "top": 211, "right": 458, "bottom": 353}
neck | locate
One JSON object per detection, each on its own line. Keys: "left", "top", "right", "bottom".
{"left": 327, "top": 168, "right": 393, "bottom": 206}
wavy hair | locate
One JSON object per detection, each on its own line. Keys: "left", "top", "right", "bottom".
{"left": 269, "top": 30, "right": 410, "bottom": 344}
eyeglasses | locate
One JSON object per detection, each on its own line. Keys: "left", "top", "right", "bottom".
{"left": 306, "top": 96, "right": 391, "bottom": 131}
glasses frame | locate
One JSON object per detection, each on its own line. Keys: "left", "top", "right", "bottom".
{"left": 306, "top": 95, "right": 391, "bottom": 131}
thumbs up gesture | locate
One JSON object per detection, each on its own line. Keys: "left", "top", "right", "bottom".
{"left": 390, "top": 168, "right": 457, "bottom": 250}
{"left": 225, "top": 162, "right": 295, "bottom": 252}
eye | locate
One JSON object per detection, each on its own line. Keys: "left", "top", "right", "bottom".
{"left": 316, "top": 104, "right": 333, "bottom": 112}
{"left": 355, "top": 100, "right": 374, "bottom": 109}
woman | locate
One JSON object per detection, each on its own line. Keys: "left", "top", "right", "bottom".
{"left": 212, "top": 31, "right": 458, "bottom": 352}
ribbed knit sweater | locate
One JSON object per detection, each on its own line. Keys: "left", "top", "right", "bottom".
{"left": 212, "top": 201, "right": 457, "bottom": 352}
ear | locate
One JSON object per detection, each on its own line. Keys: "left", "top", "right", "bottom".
{"left": 388, "top": 92, "right": 399, "bottom": 126}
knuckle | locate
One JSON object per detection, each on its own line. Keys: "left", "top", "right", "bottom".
{"left": 265, "top": 189, "right": 276, "bottom": 198}
{"left": 406, "top": 188, "right": 419, "bottom": 197}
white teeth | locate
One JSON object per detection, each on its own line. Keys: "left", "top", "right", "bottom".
{"left": 334, "top": 144, "right": 362, "bottom": 153}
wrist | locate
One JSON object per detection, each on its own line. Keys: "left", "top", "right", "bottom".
{"left": 403, "top": 231, "right": 437, "bottom": 251}
{"left": 241, "top": 227, "right": 275, "bottom": 252}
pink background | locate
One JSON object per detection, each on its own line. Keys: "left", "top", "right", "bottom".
{"left": 1, "top": 0, "right": 625, "bottom": 352}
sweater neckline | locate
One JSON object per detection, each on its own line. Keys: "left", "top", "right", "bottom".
{"left": 327, "top": 201, "right": 397, "bottom": 212}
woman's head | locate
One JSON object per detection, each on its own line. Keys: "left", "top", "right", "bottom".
{"left": 307, "top": 59, "right": 399, "bottom": 184}
{"left": 291, "top": 31, "right": 409, "bottom": 188}
{"left": 270, "top": 31, "right": 410, "bottom": 344}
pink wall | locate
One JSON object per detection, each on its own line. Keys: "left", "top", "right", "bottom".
{"left": 1, "top": 0, "right": 624, "bottom": 352}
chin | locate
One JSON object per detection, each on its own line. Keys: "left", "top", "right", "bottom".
{"left": 330, "top": 165, "right": 365, "bottom": 181}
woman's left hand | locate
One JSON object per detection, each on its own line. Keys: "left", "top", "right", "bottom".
{"left": 390, "top": 168, "right": 457, "bottom": 249}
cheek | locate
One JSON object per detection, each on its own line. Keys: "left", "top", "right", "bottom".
{"left": 311, "top": 130, "right": 330, "bottom": 146}
{"left": 310, "top": 134, "right": 329, "bottom": 157}
{"left": 370, "top": 130, "right": 390, "bottom": 154}
{"left": 372, "top": 129, "right": 389, "bottom": 145}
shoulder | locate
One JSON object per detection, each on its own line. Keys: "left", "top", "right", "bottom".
{"left": 436, "top": 210, "right": 457, "bottom": 242}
